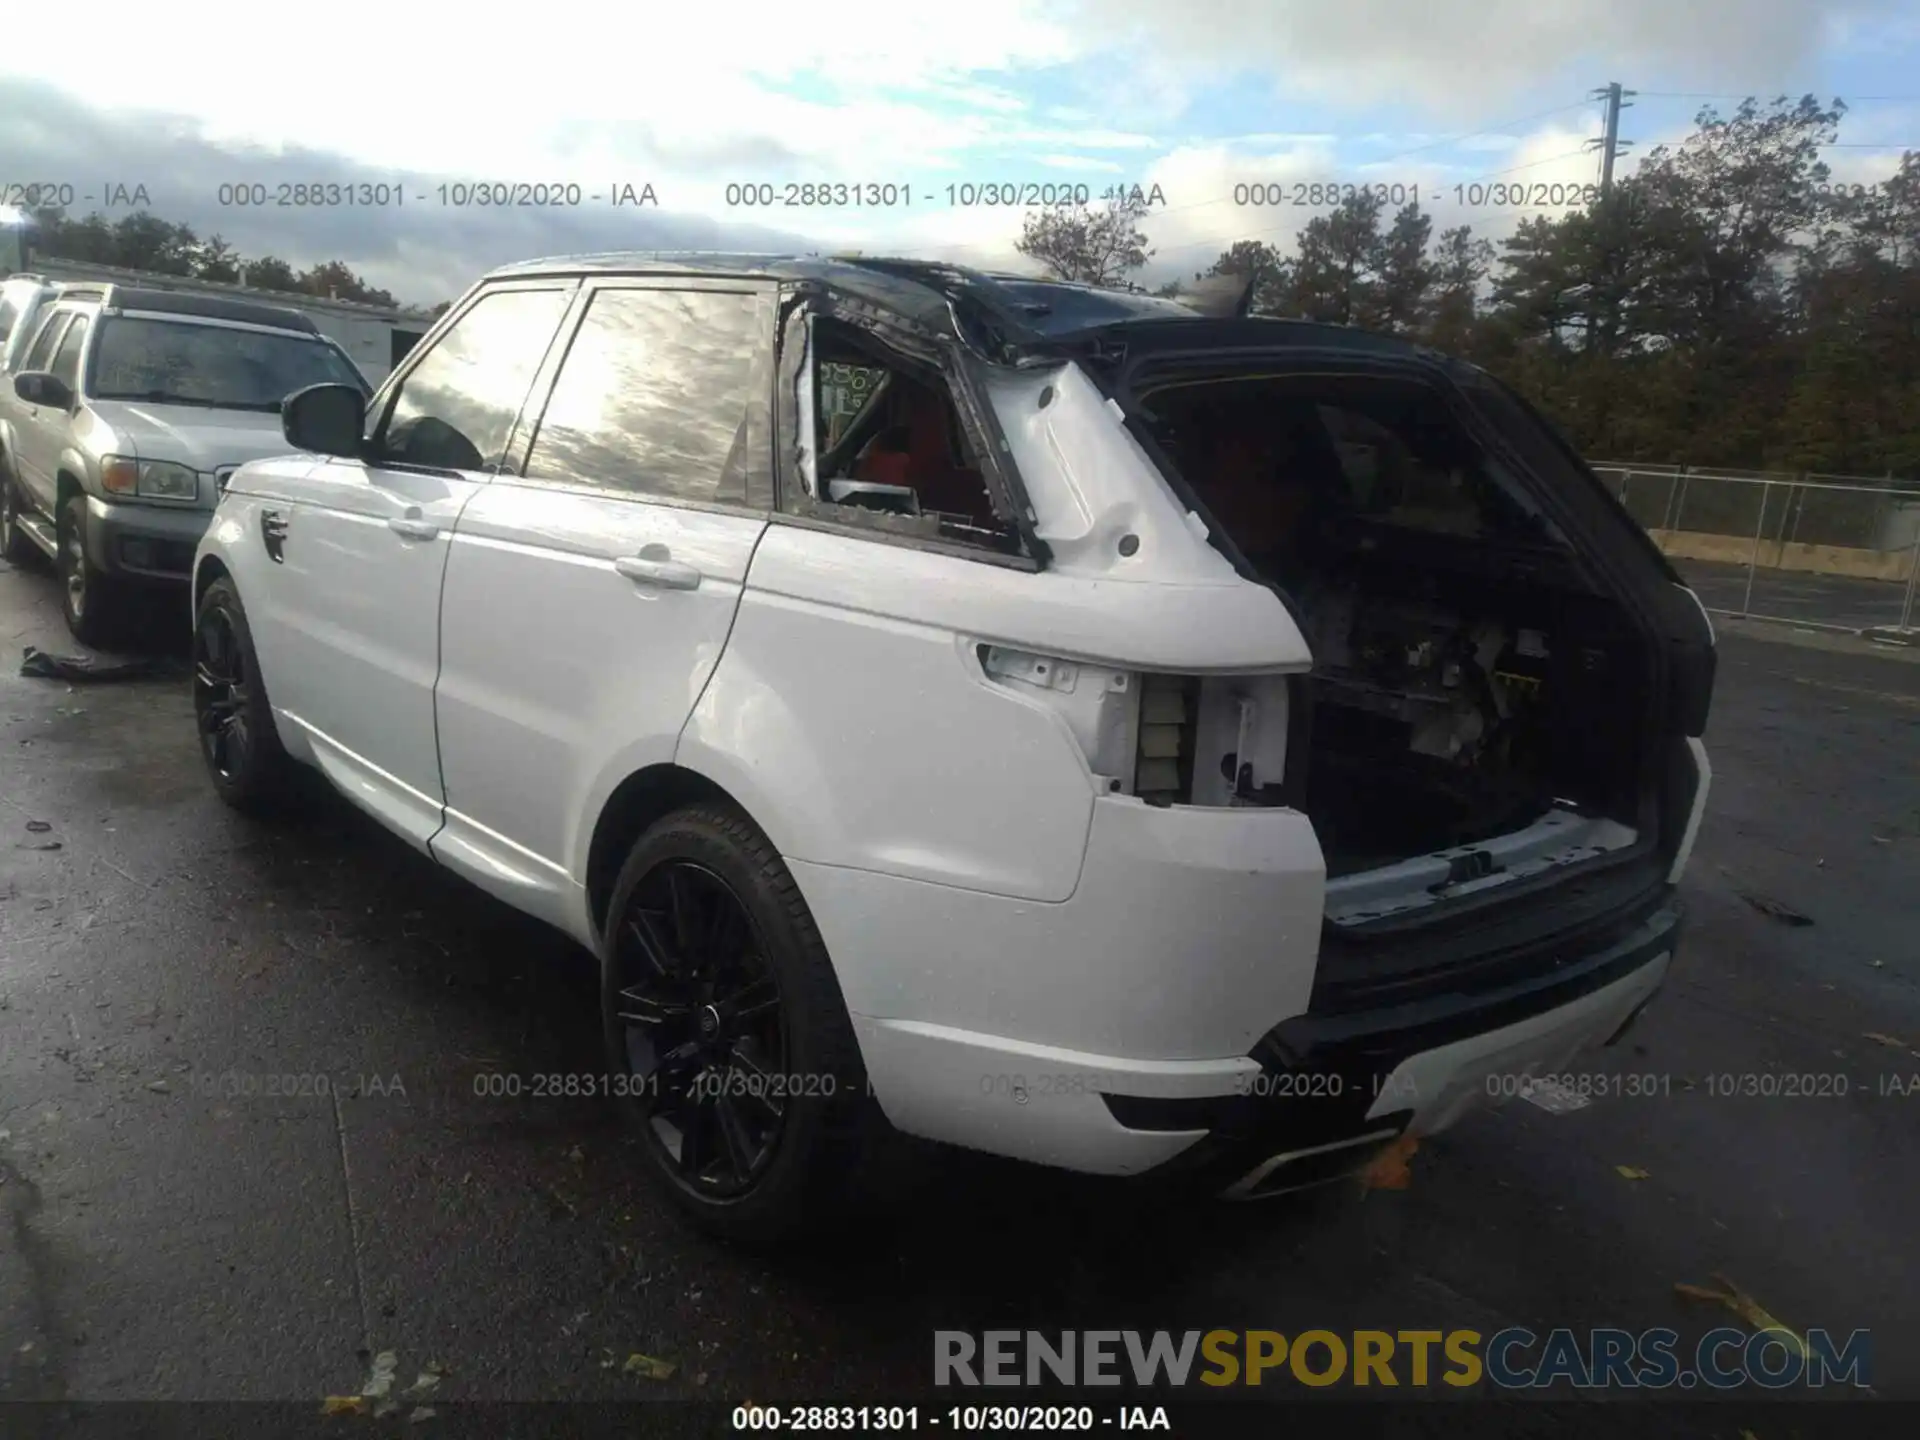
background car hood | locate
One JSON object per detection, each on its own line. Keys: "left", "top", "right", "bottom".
{"left": 86, "top": 401, "right": 293, "bottom": 472}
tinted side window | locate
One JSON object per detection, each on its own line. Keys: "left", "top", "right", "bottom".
{"left": 49, "top": 315, "right": 89, "bottom": 389}
{"left": 375, "top": 288, "right": 569, "bottom": 473}
{"left": 21, "top": 312, "right": 70, "bottom": 372}
{"left": 523, "top": 287, "right": 767, "bottom": 504}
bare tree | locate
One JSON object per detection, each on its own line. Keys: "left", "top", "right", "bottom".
{"left": 1014, "top": 194, "right": 1154, "bottom": 286}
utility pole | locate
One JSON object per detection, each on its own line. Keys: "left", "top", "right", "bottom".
{"left": 1587, "top": 82, "right": 1637, "bottom": 195}
{"left": 1580, "top": 82, "right": 1637, "bottom": 356}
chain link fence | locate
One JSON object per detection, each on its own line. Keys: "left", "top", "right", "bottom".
{"left": 1590, "top": 463, "right": 1920, "bottom": 638}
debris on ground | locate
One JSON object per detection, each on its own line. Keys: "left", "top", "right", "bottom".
{"left": 24, "top": 821, "right": 50, "bottom": 833}
{"left": 1616, "top": 1166, "right": 1651, "bottom": 1181}
{"left": 19, "top": 646, "right": 187, "bottom": 683}
{"left": 1863, "top": 1033, "right": 1906, "bottom": 1048}
{"left": 1740, "top": 893, "right": 1814, "bottom": 927}
{"left": 1674, "top": 1273, "right": 1806, "bottom": 1358}
{"left": 16, "top": 842, "right": 61, "bottom": 851}
{"left": 621, "top": 1352, "right": 678, "bottom": 1380}
{"left": 361, "top": 1349, "right": 399, "bottom": 1399}
{"left": 1358, "top": 1134, "right": 1420, "bottom": 1192}
{"left": 533, "top": 1182, "right": 578, "bottom": 1220}
{"left": 319, "top": 1397, "right": 365, "bottom": 1416}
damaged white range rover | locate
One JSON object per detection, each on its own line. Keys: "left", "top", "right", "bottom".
{"left": 191, "top": 255, "right": 1715, "bottom": 1243}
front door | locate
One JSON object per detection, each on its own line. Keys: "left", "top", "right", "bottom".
{"left": 258, "top": 281, "right": 575, "bottom": 849}
{"left": 430, "top": 279, "right": 776, "bottom": 940}
{"left": 9, "top": 308, "right": 74, "bottom": 510}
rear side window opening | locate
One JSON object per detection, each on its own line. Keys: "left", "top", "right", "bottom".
{"left": 787, "top": 316, "right": 1023, "bottom": 556}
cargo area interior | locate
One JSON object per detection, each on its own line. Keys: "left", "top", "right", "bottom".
{"left": 1133, "top": 370, "right": 1655, "bottom": 923}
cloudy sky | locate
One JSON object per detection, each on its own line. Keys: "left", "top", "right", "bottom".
{"left": 3, "top": 0, "right": 1917, "bottom": 307}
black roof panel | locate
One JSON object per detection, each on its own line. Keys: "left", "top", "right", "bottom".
{"left": 102, "top": 287, "right": 319, "bottom": 334}
{"left": 482, "top": 252, "right": 1428, "bottom": 360}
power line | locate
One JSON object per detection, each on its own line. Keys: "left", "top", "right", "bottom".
{"left": 908, "top": 98, "right": 1602, "bottom": 266}
{"left": 1634, "top": 91, "right": 1920, "bottom": 102}
{"left": 904, "top": 81, "right": 1907, "bottom": 271}
{"left": 1012, "top": 94, "right": 1601, "bottom": 233}
{"left": 1353, "top": 97, "right": 1597, "bottom": 166}
{"left": 905, "top": 143, "right": 1604, "bottom": 267}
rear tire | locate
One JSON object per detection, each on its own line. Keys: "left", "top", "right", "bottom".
{"left": 59, "top": 493, "right": 124, "bottom": 648}
{"left": 600, "top": 804, "right": 883, "bottom": 1247}
{"left": 193, "top": 577, "right": 298, "bottom": 815}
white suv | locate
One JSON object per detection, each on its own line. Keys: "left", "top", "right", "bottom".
{"left": 191, "top": 254, "right": 1715, "bottom": 1244}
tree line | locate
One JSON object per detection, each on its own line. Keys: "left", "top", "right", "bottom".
{"left": 17, "top": 204, "right": 456, "bottom": 316}
{"left": 1017, "top": 97, "right": 1920, "bottom": 479}
{"left": 19, "top": 97, "right": 1917, "bottom": 477}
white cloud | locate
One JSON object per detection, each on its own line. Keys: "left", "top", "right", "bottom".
{"left": 1129, "top": 122, "right": 1611, "bottom": 285}
{"left": 4, "top": 0, "right": 1911, "bottom": 298}
{"left": 1065, "top": 0, "right": 1906, "bottom": 117}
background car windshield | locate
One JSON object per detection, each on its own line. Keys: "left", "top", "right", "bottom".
{"left": 89, "top": 317, "right": 366, "bottom": 408}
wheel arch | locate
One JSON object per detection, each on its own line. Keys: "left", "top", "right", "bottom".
{"left": 584, "top": 762, "right": 764, "bottom": 940}
{"left": 194, "top": 553, "right": 233, "bottom": 609}
{"left": 55, "top": 466, "right": 85, "bottom": 509}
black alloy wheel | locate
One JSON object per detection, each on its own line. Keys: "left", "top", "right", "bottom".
{"left": 194, "top": 603, "right": 254, "bottom": 782}
{"left": 611, "top": 859, "right": 789, "bottom": 1197}
{"left": 192, "top": 577, "right": 296, "bottom": 814}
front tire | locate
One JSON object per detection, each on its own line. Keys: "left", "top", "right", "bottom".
{"left": 0, "top": 467, "right": 36, "bottom": 565}
{"left": 193, "top": 577, "right": 297, "bottom": 815}
{"left": 600, "top": 804, "right": 880, "bottom": 1247}
{"left": 59, "top": 493, "right": 124, "bottom": 647}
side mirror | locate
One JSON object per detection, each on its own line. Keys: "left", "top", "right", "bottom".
{"left": 283, "top": 383, "right": 366, "bottom": 458}
{"left": 14, "top": 371, "right": 74, "bottom": 410}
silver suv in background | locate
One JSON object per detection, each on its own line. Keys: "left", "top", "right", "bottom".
{"left": 0, "top": 274, "right": 64, "bottom": 375}
{"left": 0, "top": 284, "right": 370, "bottom": 644}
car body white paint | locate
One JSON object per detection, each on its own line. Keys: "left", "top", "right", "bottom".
{"left": 436, "top": 480, "right": 768, "bottom": 944}
{"left": 196, "top": 268, "right": 1699, "bottom": 1191}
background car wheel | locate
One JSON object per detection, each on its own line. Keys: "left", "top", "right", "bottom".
{"left": 601, "top": 803, "right": 883, "bottom": 1247}
{"left": 194, "top": 577, "right": 298, "bottom": 815}
{"left": 1, "top": 469, "right": 36, "bottom": 565}
{"left": 59, "top": 493, "right": 124, "bottom": 647}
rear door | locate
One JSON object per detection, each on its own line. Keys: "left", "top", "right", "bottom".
{"left": 252, "top": 281, "right": 574, "bottom": 849}
{"left": 430, "top": 277, "right": 776, "bottom": 941}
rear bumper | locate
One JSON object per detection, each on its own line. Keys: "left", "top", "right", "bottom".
{"left": 84, "top": 494, "right": 209, "bottom": 580}
{"left": 848, "top": 895, "right": 1677, "bottom": 1181}
{"left": 1116, "top": 898, "right": 1681, "bottom": 1196}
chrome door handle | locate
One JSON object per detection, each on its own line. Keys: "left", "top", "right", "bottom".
{"left": 614, "top": 554, "right": 702, "bottom": 590}
{"left": 388, "top": 516, "right": 440, "bottom": 541}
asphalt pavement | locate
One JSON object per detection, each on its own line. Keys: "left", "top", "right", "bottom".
{"left": 1676, "top": 557, "right": 1917, "bottom": 634}
{"left": 1, "top": 552, "right": 1917, "bottom": 1419}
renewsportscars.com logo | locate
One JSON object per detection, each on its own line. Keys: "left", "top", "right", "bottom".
{"left": 934, "top": 1328, "right": 1871, "bottom": 1391}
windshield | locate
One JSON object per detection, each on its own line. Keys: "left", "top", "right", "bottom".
{"left": 88, "top": 316, "right": 368, "bottom": 409}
